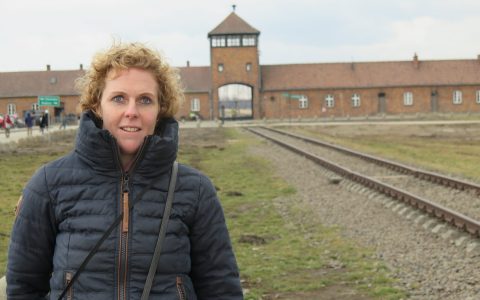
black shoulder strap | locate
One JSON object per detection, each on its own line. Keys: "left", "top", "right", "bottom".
{"left": 57, "top": 161, "right": 178, "bottom": 300}
{"left": 141, "top": 161, "right": 178, "bottom": 300}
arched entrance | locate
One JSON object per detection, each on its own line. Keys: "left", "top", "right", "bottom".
{"left": 218, "top": 84, "right": 253, "bottom": 120}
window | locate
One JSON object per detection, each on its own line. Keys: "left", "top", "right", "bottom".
{"left": 7, "top": 103, "right": 16, "bottom": 115}
{"left": 453, "top": 90, "right": 462, "bottom": 104}
{"left": 191, "top": 98, "right": 200, "bottom": 112}
{"left": 242, "top": 35, "right": 256, "bottom": 46}
{"left": 212, "top": 36, "right": 226, "bottom": 47}
{"left": 32, "top": 103, "right": 39, "bottom": 111}
{"left": 403, "top": 92, "right": 413, "bottom": 106}
{"left": 325, "top": 94, "right": 335, "bottom": 108}
{"left": 218, "top": 63, "right": 224, "bottom": 72}
{"left": 299, "top": 96, "right": 308, "bottom": 109}
{"left": 227, "top": 35, "right": 240, "bottom": 47}
{"left": 476, "top": 90, "right": 480, "bottom": 104}
{"left": 246, "top": 63, "right": 252, "bottom": 72}
{"left": 351, "top": 94, "right": 361, "bottom": 107}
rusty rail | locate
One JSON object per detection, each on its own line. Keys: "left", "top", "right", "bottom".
{"left": 247, "top": 127, "right": 480, "bottom": 238}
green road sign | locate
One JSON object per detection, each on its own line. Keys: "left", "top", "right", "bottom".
{"left": 289, "top": 94, "right": 304, "bottom": 99}
{"left": 38, "top": 95, "right": 60, "bottom": 106}
{"left": 281, "top": 93, "right": 304, "bottom": 99}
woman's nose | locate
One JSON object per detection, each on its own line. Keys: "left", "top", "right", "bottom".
{"left": 124, "top": 99, "right": 138, "bottom": 118}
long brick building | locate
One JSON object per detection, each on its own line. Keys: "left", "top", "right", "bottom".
{"left": 2, "top": 11, "right": 480, "bottom": 122}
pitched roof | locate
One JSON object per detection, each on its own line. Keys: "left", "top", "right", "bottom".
{"left": 178, "top": 66, "right": 211, "bottom": 93}
{"left": 208, "top": 12, "right": 260, "bottom": 36}
{"left": 0, "top": 70, "right": 84, "bottom": 98}
{"left": 3, "top": 58, "right": 480, "bottom": 99}
{"left": 261, "top": 59, "right": 480, "bottom": 91}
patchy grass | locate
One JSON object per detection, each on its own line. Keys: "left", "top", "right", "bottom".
{"left": 0, "top": 132, "right": 76, "bottom": 276}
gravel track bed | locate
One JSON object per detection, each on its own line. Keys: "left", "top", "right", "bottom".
{"left": 256, "top": 128, "right": 480, "bottom": 222}
{"left": 248, "top": 131, "right": 480, "bottom": 300}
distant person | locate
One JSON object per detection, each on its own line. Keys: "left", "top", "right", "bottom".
{"left": 42, "top": 110, "right": 49, "bottom": 132}
{"left": 3, "top": 115, "right": 13, "bottom": 138}
{"left": 7, "top": 42, "right": 242, "bottom": 299}
{"left": 25, "top": 112, "right": 33, "bottom": 136}
{"left": 59, "top": 113, "right": 67, "bottom": 130}
{"left": 39, "top": 113, "right": 45, "bottom": 134}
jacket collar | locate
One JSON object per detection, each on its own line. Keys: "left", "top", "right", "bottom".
{"left": 75, "top": 111, "right": 178, "bottom": 177}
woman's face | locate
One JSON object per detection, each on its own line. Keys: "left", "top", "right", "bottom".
{"left": 99, "top": 67, "right": 159, "bottom": 166}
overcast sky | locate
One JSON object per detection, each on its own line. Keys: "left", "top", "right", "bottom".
{"left": 1, "top": 0, "right": 480, "bottom": 72}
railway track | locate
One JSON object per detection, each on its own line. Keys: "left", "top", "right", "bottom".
{"left": 247, "top": 126, "right": 480, "bottom": 240}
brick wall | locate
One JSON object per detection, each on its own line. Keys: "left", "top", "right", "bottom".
{"left": 177, "top": 92, "right": 210, "bottom": 120}
{"left": 210, "top": 46, "right": 260, "bottom": 119}
{"left": 260, "top": 85, "right": 480, "bottom": 119}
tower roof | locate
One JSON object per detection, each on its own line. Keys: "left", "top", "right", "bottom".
{"left": 208, "top": 12, "right": 260, "bottom": 37}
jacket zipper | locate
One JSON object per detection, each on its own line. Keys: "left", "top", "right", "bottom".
{"left": 176, "top": 276, "right": 187, "bottom": 300}
{"left": 111, "top": 136, "right": 151, "bottom": 300}
{"left": 118, "top": 174, "right": 129, "bottom": 300}
{"left": 65, "top": 272, "right": 73, "bottom": 300}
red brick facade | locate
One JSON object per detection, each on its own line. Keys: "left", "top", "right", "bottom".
{"left": 210, "top": 46, "right": 261, "bottom": 119}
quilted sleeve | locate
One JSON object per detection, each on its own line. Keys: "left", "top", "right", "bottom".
{"left": 189, "top": 174, "right": 243, "bottom": 299}
{"left": 6, "top": 166, "right": 57, "bottom": 300}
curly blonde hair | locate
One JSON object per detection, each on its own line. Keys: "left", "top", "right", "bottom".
{"left": 76, "top": 42, "right": 183, "bottom": 119}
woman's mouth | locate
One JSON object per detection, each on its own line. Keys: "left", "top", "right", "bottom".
{"left": 121, "top": 127, "right": 140, "bottom": 132}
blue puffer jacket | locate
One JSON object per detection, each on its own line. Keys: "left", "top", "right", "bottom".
{"left": 7, "top": 112, "right": 243, "bottom": 299}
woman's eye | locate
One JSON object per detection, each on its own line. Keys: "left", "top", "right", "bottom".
{"left": 139, "top": 96, "right": 153, "bottom": 105}
{"left": 112, "top": 95, "right": 124, "bottom": 103}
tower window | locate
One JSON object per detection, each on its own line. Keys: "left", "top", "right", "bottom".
{"left": 227, "top": 35, "right": 240, "bottom": 47}
{"left": 242, "top": 35, "right": 256, "bottom": 46}
{"left": 246, "top": 63, "right": 252, "bottom": 72}
{"left": 212, "top": 36, "right": 226, "bottom": 47}
{"left": 218, "top": 64, "right": 224, "bottom": 72}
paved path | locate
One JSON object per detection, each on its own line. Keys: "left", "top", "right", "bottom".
{"left": 3, "top": 117, "right": 480, "bottom": 146}
{"left": 0, "top": 124, "right": 79, "bottom": 145}
{"left": 0, "top": 276, "right": 5, "bottom": 300}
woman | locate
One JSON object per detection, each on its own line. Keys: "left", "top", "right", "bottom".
{"left": 3, "top": 114, "right": 13, "bottom": 138}
{"left": 7, "top": 43, "right": 243, "bottom": 299}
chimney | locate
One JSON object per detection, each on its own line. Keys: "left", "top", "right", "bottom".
{"left": 46, "top": 64, "right": 51, "bottom": 71}
{"left": 413, "top": 53, "right": 419, "bottom": 69}
{"left": 186, "top": 60, "right": 190, "bottom": 67}
{"left": 80, "top": 64, "right": 83, "bottom": 70}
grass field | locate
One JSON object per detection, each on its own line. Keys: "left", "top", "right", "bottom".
{"left": 0, "top": 127, "right": 408, "bottom": 299}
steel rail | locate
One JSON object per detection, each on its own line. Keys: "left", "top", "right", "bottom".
{"left": 247, "top": 127, "right": 480, "bottom": 238}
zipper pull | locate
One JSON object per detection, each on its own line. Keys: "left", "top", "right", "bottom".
{"left": 65, "top": 272, "right": 73, "bottom": 300}
{"left": 122, "top": 175, "right": 130, "bottom": 233}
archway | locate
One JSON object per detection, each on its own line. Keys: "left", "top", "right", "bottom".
{"left": 218, "top": 84, "right": 253, "bottom": 120}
